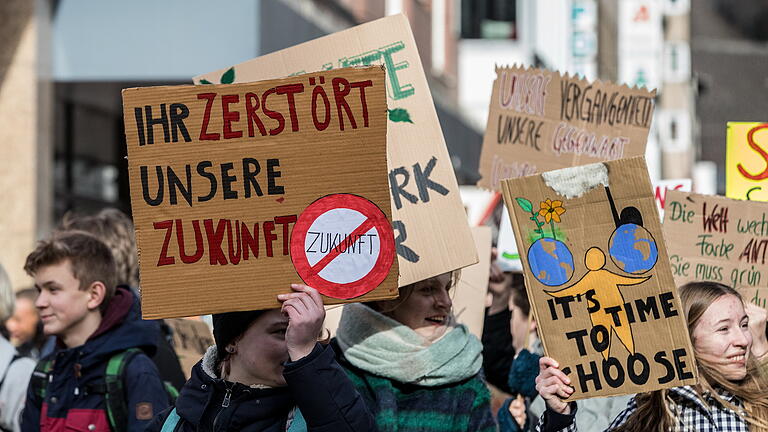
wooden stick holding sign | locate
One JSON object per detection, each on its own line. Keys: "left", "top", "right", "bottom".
{"left": 123, "top": 67, "right": 398, "bottom": 319}
{"left": 501, "top": 157, "right": 697, "bottom": 399}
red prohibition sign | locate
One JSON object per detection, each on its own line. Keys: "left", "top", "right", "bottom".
{"left": 290, "top": 194, "right": 396, "bottom": 299}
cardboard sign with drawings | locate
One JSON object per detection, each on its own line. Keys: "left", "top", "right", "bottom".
{"left": 663, "top": 190, "right": 768, "bottom": 309}
{"left": 479, "top": 65, "right": 655, "bottom": 191}
{"left": 195, "top": 14, "right": 478, "bottom": 287}
{"left": 501, "top": 157, "right": 698, "bottom": 399}
{"left": 123, "top": 67, "right": 398, "bottom": 318}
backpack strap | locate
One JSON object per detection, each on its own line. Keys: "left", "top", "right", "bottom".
{"left": 163, "top": 381, "right": 180, "bottom": 401}
{"left": 29, "top": 357, "right": 54, "bottom": 401}
{"left": 160, "top": 408, "right": 181, "bottom": 432}
{"left": 104, "top": 348, "right": 142, "bottom": 432}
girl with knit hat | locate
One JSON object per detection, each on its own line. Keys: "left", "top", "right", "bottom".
{"left": 332, "top": 272, "right": 497, "bottom": 431}
{"left": 146, "top": 284, "right": 373, "bottom": 432}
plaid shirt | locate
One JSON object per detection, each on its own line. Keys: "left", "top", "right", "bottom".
{"left": 537, "top": 386, "right": 748, "bottom": 432}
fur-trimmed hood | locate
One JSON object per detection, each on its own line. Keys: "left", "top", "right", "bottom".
{"left": 172, "top": 345, "right": 294, "bottom": 430}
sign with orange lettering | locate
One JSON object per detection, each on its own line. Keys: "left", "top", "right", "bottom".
{"left": 726, "top": 122, "right": 768, "bottom": 201}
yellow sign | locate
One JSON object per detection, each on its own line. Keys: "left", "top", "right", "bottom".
{"left": 726, "top": 122, "right": 768, "bottom": 201}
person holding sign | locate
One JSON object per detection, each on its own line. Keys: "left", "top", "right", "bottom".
{"left": 147, "top": 284, "right": 374, "bottom": 432}
{"left": 333, "top": 273, "right": 497, "bottom": 431}
{"left": 535, "top": 282, "right": 768, "bottom": 431}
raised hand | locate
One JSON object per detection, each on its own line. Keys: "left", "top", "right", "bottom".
{"left": 534, "top": 357, "right": 573, "bottom": 414}
{"left": 277, "top": 284, "right": 326, "bottom": 361}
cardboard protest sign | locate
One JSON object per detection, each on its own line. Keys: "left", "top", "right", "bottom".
{"left": 165, "top": 318, "right": 214, "bottom": 379}
{"left": 663, "top": 190, "right": 768, "bottom": 307}
{"left": 497, "top": 212, "right": 523, "bottom": 272}
{"left": 323, "top": 305, "right": 345, "bottom": 338}
{"left": 726, "top": 122, "right": 768, "bottom": 201}
{"left": 653, "top": 179, "right": 691, "bottom": 220}
{"left": 453, "top": 226, "right": 492, "bottom": 339}
{"left": 123, "top": 67, "right": 399, "bottom": 319}
{"left": 501, "top": 157, "right": 697, "bottom": 399}
{"left": 195, "top": 14, "right": 478, "bottom": 287}
{"left": 479, "top": 66, "right": 655, "bottom": 191}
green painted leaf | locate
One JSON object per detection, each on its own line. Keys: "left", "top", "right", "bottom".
{"left": 199, "top": 79, "right": 213, "bottom": 85}
{"left": 388, "top": 108, "right": 413, "bottom": 123}
{"left": 220, "top": 67, "right": 236, "bottom": 84}
{"left": 502, "top": 252, "right": 520, "bottom": 260}
{"left": 516, "top": 198, "right": 533, "bottom": 213}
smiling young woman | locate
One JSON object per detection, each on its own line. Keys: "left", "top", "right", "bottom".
{"left": 332, "top": 271, "right": 497, "bottom": 432}
{"left": 535, "top": 281, "right": 768, "bottom": 432}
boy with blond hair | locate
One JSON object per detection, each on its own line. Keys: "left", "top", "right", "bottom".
{"left": 20, "top": 231, "right": 169, "bottom": 432}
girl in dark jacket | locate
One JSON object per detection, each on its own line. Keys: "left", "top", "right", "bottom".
{"left": 147, "top": 284, "right": 374, "bottom": 432}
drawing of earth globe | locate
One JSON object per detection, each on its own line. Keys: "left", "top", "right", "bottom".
{"left": 528, "top": 238, "right": 574, "bottom": 286}
{"left": 608, "top": 223, "right": 658, "bottom": 274}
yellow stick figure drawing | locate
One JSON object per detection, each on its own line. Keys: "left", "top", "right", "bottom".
{"left": 546, "top": 247, "right": 650, "bottom": 360}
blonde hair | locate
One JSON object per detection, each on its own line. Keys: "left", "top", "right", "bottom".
{"left": 614, "top": 282, "right": 768, "bottom": 431}
{"left": 370, "top": 270, "right": 460, "bottom": 314}
{"left": 61, "top": 208, "right": 139, "bottom": 288}
{"left": 0, "top": 263, "right": 14, "bottom": 323}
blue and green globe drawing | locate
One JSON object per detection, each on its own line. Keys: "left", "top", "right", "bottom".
{"left": 528, "top": 238, "right": 574, "bottom": 286}
{"left": 608, "top": 223, "right": 658, "bottom": 274}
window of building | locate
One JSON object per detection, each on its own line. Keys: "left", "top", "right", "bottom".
{"left": 461, "top": 0, "right": 517, "bottom": 39}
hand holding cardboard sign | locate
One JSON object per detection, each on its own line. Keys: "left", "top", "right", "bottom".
{"left": 535, "top": 357, "right": 573, "bottom": 415}
{"left": 278, "top": 284, "right": 326, "bottom": 361}
{"left": 508, "top": 395, "right": 527, "bottom": 428}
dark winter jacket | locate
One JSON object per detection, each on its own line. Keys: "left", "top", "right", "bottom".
{"left": 482, "top": 308, "right": 516, "bottom": 394}
{"left": 146, "top": 343, "right": 374, "bottom": 432}
{"left": 20, "top": 287, "right": 170, "bottom": 432}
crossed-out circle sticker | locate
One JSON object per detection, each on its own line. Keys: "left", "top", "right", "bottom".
{"left": 290, "top": 194, "right": 396, "bottom": 299}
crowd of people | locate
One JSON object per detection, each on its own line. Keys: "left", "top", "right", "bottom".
{"left": 0, "top": 207, "right": 766, "bottom": 431}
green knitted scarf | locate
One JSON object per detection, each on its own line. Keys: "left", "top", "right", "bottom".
{"left": 335, "top": 303, "right": 483, "bottom": 386}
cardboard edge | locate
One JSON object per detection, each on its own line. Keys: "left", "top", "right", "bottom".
{"left": 193, "top": 14, "right": 411, "bottom": 83}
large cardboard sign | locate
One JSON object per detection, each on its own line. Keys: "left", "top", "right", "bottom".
{"left": 497, "top": 212, "right": 523, "bottom": 272}
{"left": 663, "top": 190, "right": 768, "bottom": 307}
{"left": 165, "top": 318, "right": 214, "bottom": 379}
{"left": 501, "top": 157, "right": 697, "bottom": 399}
{"left": 653, "top": 179, "right": 691, "bottom": 220}
{"left": 726, "top": 122, "right": 768, "bottom": 201}
{"left": 479, "top": 66, "right": 655, "bottom": 191}
{"left": 123, "top": 67, "right": 399, "bottom": 319}
{"left": 195, "top": 14, "right": 478, "bottom": 287}
{"left": 453, "top": 226, "right": 492, "bottom": 339}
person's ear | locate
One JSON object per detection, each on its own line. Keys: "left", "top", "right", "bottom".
{"left": 529, "top": 317, "right": 538, "bottom": 332}
{"left": 226, "top": 344, "right": 237, "bottom": 354}
{"left": 86, "top": 281, "right": 107, "bottom": 311}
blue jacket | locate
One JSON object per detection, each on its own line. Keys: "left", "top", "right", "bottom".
{"left": 20, "top": 287, "right": 170, "bottom": 432}
{"left": 146, "top": 343, "right": 374, "bottom": 432}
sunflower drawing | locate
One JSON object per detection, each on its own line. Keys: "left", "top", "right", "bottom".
{"left": 539, "top": 199, "right": 566, "bottom": 239}
{"left": 539, "top": 199, "right": 566, "bottom": 223}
